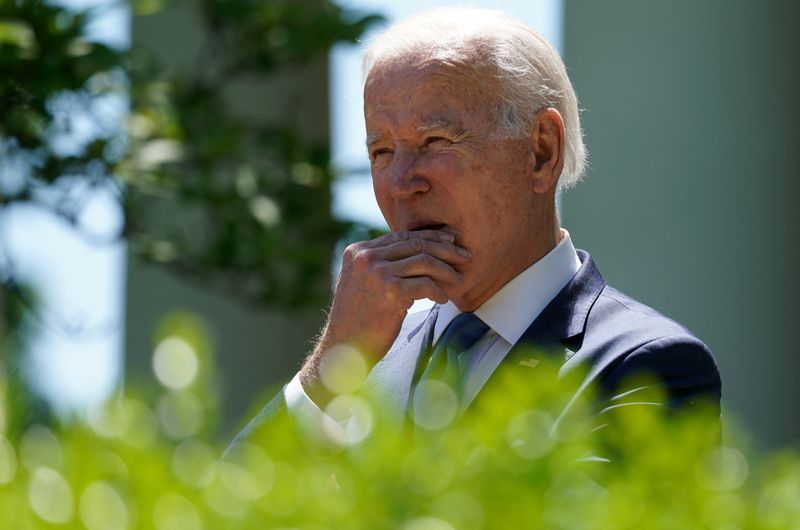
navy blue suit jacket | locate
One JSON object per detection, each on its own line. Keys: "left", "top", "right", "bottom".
{"left": 230, "top": 250, "right": 721, "bottom": 448}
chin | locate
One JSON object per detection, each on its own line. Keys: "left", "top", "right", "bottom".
{"left": 447, "top": 281, "right": 481, "bottom": 312}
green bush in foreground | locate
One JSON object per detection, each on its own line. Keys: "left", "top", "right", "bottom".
{"left": 1, "top": 327, "right": 799, "bottom": 529}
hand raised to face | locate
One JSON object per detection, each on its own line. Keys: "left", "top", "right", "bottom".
{"left": 299, "top": 229, "right": 470, "bottom": 404}
{"left": 326, "top": 228, "right": 470, "bottom": 358}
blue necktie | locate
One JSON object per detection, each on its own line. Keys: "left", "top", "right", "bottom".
{"left": 420, "top": 312, "right": 490, "bottom": 396}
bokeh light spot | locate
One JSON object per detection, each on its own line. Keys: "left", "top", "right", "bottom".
{"left": 153, "top": 494, "right": 202, "bottom": 530}
{"left": 28, "top": 467, "right": 74, "bottom": 524}
{"left": 112, "top": 398, "right": 159, "bottom": 448}
{"left": 202, "top": 462, "right": 251, "bottom": 518}
{"left": 0, "top": 435, "right": 17, "bottom": 484}
{"left": 219, "top": 461, "right": 261, "bottom": 500}
{"left": 402, "top": 516, "right": 456, "bottom": 530}
{"left": 20, "top": 425, "right": 63, "bottom": 471}
{"left": 79, "top": 481, "right": 129, "bottom": 530}
{"left": 319, "top": 344, "right": 368, "bottom": 395}
{"left": 152, "top": 336, "right": 199, "bottom": 390}
{"left": 412, "top": 380, "right": 458, "bottom": 430}
{"left": 432, "top": 491, "right": 484, "bottom": 530}
{"left": 506, "top": 410, "right": 556, "bottom": 459}
{"left": 172, "top": 438, "right": 216, "bottom": 487}
{"left": 87, "top": 398, "right": 159, "bottom": 448}
{"left": 225, "top": 443, "right": 275, "bottom": 497}
{"left": 697, "top": 447, "right": 749, "bottom": 492}
{"left": 249, "top": 195, "right": 281, "bottom": 227}
{"left": 156, "top": 391, "right": 204, "bottom": 439}
{"left": 324, "top": 394, "right": 374, "bottom": 445}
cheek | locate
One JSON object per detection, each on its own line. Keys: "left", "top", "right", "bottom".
{"left": 481, "top": 148, "right": 535, "bottom": 207}
{"left": 371, "top": 173, "right": 395, "bottom": 219}
{"left": 422, "top": 151, "right": 467, "bottom": 178}
{"left": 468, "top": 168, "right": 533, "bottom": 238}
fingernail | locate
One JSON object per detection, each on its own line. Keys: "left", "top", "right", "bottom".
{"left": 439, "top": 232, "right": 455, "bottom": 242}
{"left": 458, "top": 247, "right": 471, "bottom": 257}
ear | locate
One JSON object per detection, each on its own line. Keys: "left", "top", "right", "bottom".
{"left": 530, "top": 108, "right": 565, "bottom": 194}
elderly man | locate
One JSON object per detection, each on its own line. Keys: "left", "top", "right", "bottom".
{"left": 233, "top": 7, "right": 720, "bottom": 447}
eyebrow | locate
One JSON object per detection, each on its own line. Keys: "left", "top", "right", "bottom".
{"left": 365, "top": 116, "right": 466, "bottom": 148}
{"left": 416, "top": 116, "right": 462, "bottom": 134}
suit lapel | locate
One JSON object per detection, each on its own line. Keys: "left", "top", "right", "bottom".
{"left": 363, "top": 306, "right": 438, "bottom": 428}
{"left": 478, "top": 251, "right": 606, "bottom": 396}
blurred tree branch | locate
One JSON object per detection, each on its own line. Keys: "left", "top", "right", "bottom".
{"left": 1, "top": 0, "right": 383, "bottom": 312}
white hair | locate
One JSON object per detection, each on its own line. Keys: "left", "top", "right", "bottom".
{"left": 362, "top": 7, "right": 587, "bottom": 188}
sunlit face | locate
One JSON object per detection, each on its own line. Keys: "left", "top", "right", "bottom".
{"left": 364, "top": 60, "right": 554, "bottom": 310}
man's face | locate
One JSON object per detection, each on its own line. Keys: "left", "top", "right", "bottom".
{"left": 364, "top": 61, "right": 552, "bottom": 310}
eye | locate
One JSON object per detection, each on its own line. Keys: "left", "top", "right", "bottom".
{"left": 424, "top": 136, "right": 455, "bottom": 151}
{"left": 425, "top": 136, "right": 448, "bottom": 146}
{"left": 370, "top": 148, "right": 393, "bottom": 163}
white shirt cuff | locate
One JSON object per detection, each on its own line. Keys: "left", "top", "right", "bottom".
{"left": 283, "top": 372, "right": 348, "bottom": 448}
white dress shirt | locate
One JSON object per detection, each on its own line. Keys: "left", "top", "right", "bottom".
{"left": 285, "top": 230, "right": 582, "bottom": 444}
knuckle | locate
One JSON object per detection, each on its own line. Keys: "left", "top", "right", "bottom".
{"left": 351, "top": 248, "right": 374, "bottom": 268}
{"left": 342, "top": 243, "right": 360, "bottom": 260}
{"left": 419, "top": 252, "right": 436, "bottom": 268}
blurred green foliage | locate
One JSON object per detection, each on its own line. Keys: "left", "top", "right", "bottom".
{"left": 1, "top": 315, "right": 799, "bottom": 529}
{"left": 0, "top": 281, "right": 54, "bottom": 441}
{"left": 0, "top": 0, "right": 383, "bottom": 307}
{"left": 122, "top": 0, "right": 383, "bottom": 307}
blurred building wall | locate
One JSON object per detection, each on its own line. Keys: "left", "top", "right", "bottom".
{"left": 563, "top": 0, "right": 800, "bottom": 448}
{"left": 125, "top": 0, "right": 330, "bottom": 437}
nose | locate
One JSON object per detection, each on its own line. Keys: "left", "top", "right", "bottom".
{"left": 389, "top": 148, "right": 431, "bottom": 199}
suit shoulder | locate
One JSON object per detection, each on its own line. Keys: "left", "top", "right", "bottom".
{"left": 592, "top": 285, "right": 699, "bottom": 343}
{"left": 574, "top": 283, "right": 720, "bottom": 386}
{"left": 583, "top": 285, "right": 721, "bottom": 407}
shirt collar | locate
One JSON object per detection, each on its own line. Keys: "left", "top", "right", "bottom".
{"left": 433, "top": 229, "right": 582, "bottom": 346}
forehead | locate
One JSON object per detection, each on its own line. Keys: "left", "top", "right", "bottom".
{"left": 364, "top": 60, "right": 498, "bottom": 129}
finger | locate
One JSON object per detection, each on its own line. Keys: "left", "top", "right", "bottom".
{"left": 398, "top": 276, "right": 450, "bottom": 305}
{"left": 360, "top": 229, "right": 455, "bottom": 249}
{"left": 386, "top": 254, "right": 464, "bottom": 285}
{"left": 376, "top": 237, "right": 471, "bottom": 265}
